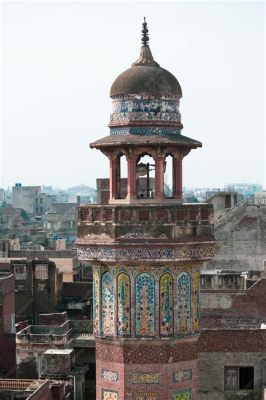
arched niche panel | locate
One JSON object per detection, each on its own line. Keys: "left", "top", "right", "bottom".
{"left": 159, "top": 272, "right": 174, "bottom": 335}
{"left": 177, "top": 272, "right": 191, "bottom": 333}
{"left": 93, "top": 269, "right": 100, "bottom": 335}
{"left": 101, "top": 271, "right": 115, "bottom": 336}
{"left": 117, "top": 272, "right": 131, "bottom": 336}
{"left": 135, "top": 272, "right": 155, "bottom": 336}
{"left": 192, "top": 271, "right": 200, "bottom": 330}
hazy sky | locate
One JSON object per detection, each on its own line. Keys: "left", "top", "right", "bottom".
{"left": 1, "top": 1, "right": 265, "bottom": 189}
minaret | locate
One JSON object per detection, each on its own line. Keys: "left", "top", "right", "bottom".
{"left": 77, "top": 19, "right": 215, "bottom": 400}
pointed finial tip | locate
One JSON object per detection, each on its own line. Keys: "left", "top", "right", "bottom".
{"left": 141, "top": 17, "right": 149, "bottom": 46}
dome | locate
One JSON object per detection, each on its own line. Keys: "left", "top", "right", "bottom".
{"left": 110, "top": 63, "right": 182, "bottom": 98}
{"left": 110, "top": 20, "right": 182, "bottom": 98}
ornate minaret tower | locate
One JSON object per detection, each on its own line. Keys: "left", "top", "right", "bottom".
{"left": 77, "top": 19, "right": 215, "bottom": 400}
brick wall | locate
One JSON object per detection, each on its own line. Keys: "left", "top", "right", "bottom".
{"left": 201, "top": 278, "right": 266, "bottom": 328}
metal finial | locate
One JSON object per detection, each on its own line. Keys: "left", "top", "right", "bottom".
{"left": 141, "top": 17, "right": 149, "bottom": 46}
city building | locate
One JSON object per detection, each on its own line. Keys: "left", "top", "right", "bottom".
{"left": 76, "top": 20, "right": 215, "bottom": 400}
{"left": 10, "top": 259, "right": 63, "bottom": 322}
{"left": 0, "top": 273, "right": 16, "bottom": 377}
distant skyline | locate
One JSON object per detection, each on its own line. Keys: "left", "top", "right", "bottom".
{"left": 1, "top": 1, "right": 265, "bottom": 189}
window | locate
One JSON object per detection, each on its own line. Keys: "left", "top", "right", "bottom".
{"left": 224, "top": 366, "right": 254, "bottom": 390}
{"left": 13, "top": 264, "right": 27, "bottom": 280}
{"left": 35, "top": 264, "right": 48, "bottom": 280}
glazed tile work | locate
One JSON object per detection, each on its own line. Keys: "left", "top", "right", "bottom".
{"left": 102, "top": 369, "right": 119, "bottom": 382}
{"left": 110, "top": 127, "right": 182, "bottom": 136}
{"left": 78, "top": 244, "right": 215, "bottom": 262}
{"left": 110, "top": 99, "right": 181, "bottom": 125}
{"left": 102, "top": 390, "right": 118, "bottom": 400}
{"left": 172, "top": 389, "right": 191, "bottom": 400}
{"left": 112, "top": 99, "right": 180, "bottom": 114}
{"left": 101, "top": 272, "right": 115, "bottom": 335}
{"left": 192, "top": 271, "right": 200, "bottom": 330}
{"left": 93, "top": 269, "right": 100, "bottom": 334}
{"left": 173, "top": 369, "right": 192, "bottom": 383}
{"left": 132, "top": 393, "right": 159, "bottom": 400}
{"left": 117, "top": 273, "right": 131, "bottom": 335}
{"left": 94, "top": 265, "right": 202, "bottom": 338}
{"left": 159, "top": 273, "right": 174, "bottom": 335}
{"left": 177, "top": 272, "right": 191, "bottom": 332}
{"left": 135, "top": 273, "right": 155, "bottom": 336}
{"left": 132, "top": 372, "right": 159, "bottom": 384}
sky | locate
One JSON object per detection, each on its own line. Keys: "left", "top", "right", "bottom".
{"left": 1, "top": 0, "right": 265, "bottom": 190}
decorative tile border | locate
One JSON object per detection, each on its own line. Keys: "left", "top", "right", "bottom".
{"left": 102, "top": 368, "right": 119, "bottom": 382}
{"left": 172, "top": 389, "right": 192, "bottom": 400}
{"left": 132, "top": 372, "right": 159, "bottom": 384}
{"left": 110, "top": 127, "right": 182, "bottom": 136}
{"left": 77, "top": 244, "right": 215, "bottom": 262}
{"left": 102, "top": 389, "right": 119, "bottom": 400}
{"left": 173, "top": 369, "right": 192, "bottom": 382}
{"left": 132, "top": 393, "right": 159, "bottom": 400}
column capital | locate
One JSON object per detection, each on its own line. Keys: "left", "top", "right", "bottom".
{"left": 174, "top": 149, "right": 191, "bottom": 160}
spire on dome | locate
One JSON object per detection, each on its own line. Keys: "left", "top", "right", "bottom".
{"left": 141, "top": 17, "right": 149, "bottom": 46}
{"left": 132, "top": 18, "right": 160, "bottom": 67}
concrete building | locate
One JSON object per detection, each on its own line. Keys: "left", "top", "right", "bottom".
{"left": 16, "top": 313, "right": 94, "bottom": 398}
{"left": 207, "top": 191, "right": 238, "bottom": 222}
{"left": 0, "top": 273, "right": 16, "bottom": 377}
{"left": 198, "top": 277, "right": 266, "bottom": 400}
{"left": 203, "top": 198, "right": 266, "bottom": 272}
{"left": 43, "top": 202, "right": 78, "bottom": 247}
{"left": 12, "top": 184, "right": 57, "bottom": 216}
{"left": 76, "top": 20, "right": 215, "bottom": 400}
{"left": 10, "top": 259, "right": 63, "bottom": 322}
{"left": 12, "top": 184, "right": 42, "bottom": 215}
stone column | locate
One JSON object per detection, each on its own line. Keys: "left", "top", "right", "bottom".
{"left": 173, "top": 156, "right": 183, "bottom": 200}
{"left": 155, "top": 155, "right": 165, "bottom": 200}
{"left": 110, "top": 157, "right": 118, "bottom": 200}
{"left": 127, "top": 156, "right": 137, "bottom": 200}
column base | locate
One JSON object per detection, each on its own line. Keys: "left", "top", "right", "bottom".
{"left": 96, "top": 338, "right": 199, "bottom": 400}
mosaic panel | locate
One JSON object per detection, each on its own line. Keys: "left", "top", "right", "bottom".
{"left": 192, "top": 271, "right": 200, "bottom": 330}
{"left": 159, "top": 273, "right": 174, "bottom": 335}
{"left": 93, "top": 269, "right": 100, "bottom": 334}
{"left": 102, "top": 389, "right": 118, "bottom": 400}
{"left": 173, "top": 369, "right": 192, "bottom": 382}
{"left": 117, "top": 273, "right": 131, "bottom": 336}
{"left": 177, "top": 272, "right": 191, "bottom": 332}
{"left": 112, "top": 99, "right": 180, "bottom": 113}
{"left": 78, "top": 244, "right": 215, "bottom": 262}
{"left": 135, "top": 273, "right": 155, "bottom": 336}
{"left": 110, "top": 127, "right": 181, "bottom": 136}
{"left": 132, "top": 393, "right": 159, "bottom": 400}
{"left": 132, "top": 372, "right": 159, "bottom": 384}
{"left": 101, "top": 271, "right": 115, "bottom": 335}
{"left": 102, "top": 369, "right": 119, "bottom": 382}
{"left": 172, "top": 389, "right": 191, "bottom": 400}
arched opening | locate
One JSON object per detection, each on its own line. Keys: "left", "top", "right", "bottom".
{"left": 136, "top": 154, "right": 155, "bottom": 199}
{"left": 117, "top": 154, "right": 128, "bottom": 199}
{"left": 164, "top": 154, "right": 174, "bottom": 198}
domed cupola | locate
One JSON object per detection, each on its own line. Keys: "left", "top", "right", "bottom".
{"left": 109, "top": 18, "right": 183, "bottom": 136}
{"left": 90, "top": 18, "right": 202, "bottom": 204}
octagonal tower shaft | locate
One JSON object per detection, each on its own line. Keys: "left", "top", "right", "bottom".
{"left": 77, "top": 19, "right": 215, "bottom": 400}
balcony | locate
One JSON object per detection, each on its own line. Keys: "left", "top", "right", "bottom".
{"left": 77, "top": 203, "right": 216, "bottom": 263}
{"left": 78, "top": 203, "right": 213, "bottom": 241}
